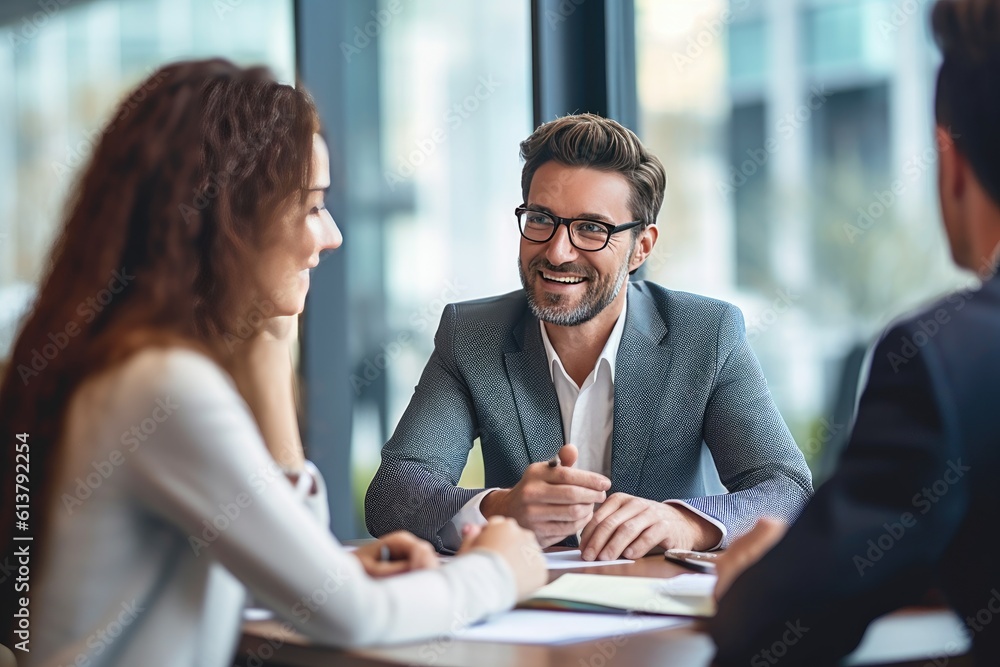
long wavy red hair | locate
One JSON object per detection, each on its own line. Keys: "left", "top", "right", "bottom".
{"left": 0, "top": 59, "right": 320, "bottom": 641}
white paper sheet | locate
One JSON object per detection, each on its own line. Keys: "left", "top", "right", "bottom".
{"left": 543, "top": 549, "right": 634, "bottom": 569}
{"left": 655, "top": 573, "right": 717, "bottom": 597}
{"left": 244, "top": 608, "right": 275, "bottom": 621}
{"left": 439, "top": 549, "right": 633, "bottom": 569}
{"left": 454, "top": 609, "right": 691, "bottom": 644}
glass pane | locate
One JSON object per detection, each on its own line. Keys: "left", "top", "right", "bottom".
{"left": 348, "top": 0, "right": 532, "bottom": 505}
{"left": 637, "top": 0, "right": 962, "bottom": 480}
{"left": 729, "top": 18, "right": 767, "bottom": 85}
{"left": 0, "top": 0, "right": 294, "bottom": 360}
{"left": 804, "top": 0, "right": 894, "bottom": 75}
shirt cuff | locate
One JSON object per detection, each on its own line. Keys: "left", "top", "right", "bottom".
{"left": 663, "top": 500, "right": 727, "bottom": 551}
{"left": 294, "top": 460, "right": 330, "bottom": 528}
{"left": 439, "top": 488, "right": 499, "bottom": 551}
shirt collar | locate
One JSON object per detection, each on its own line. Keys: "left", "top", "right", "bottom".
{"left": 539, "top": 291, "right": 629, "bottom": 385}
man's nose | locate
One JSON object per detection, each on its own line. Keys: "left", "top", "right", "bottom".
{"left": 545, "top": 223, "right": 578, "bottom": 266}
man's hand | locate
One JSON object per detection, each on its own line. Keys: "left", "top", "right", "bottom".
{"left": 579, "top": 494, "right": 724, "bottom": 560}
{"left": 353, "top": 531, "right": 439, "bottom": 578}
{"left": 480, "top": 444, "right": 610, "bottom": 547}
{"left": 713, "top": 517, "right": 787, "bottom": 600}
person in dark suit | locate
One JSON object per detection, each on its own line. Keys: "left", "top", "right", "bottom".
{"left": 366, "top": 114, "right": 813, "bottom": 558}
{"left": 710, "top": 1, "right": 1000, "bottom": 664}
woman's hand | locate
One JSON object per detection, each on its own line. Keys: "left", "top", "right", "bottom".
{"left": 224, "top": 313, "right": 304, "bottom": 469}
{"left": 256, "top": 313, "right": 299, "bottom": 346}
{"left": 456, "top": 516, "right": 547, "bottom": 599}
{"left": 353, "top": 531, "right": 440, "bottom": 578}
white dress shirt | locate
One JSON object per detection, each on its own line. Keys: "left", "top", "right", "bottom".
{"left": 444, "top": 295, "right": 726, "bottom": 550}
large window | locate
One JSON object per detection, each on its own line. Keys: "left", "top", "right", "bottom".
{"left": 636, "top": 0, "right": 964, "bottom": 481}
{"left": 347, "top": 0, "right": 533, "bottom": 521}
{"left": 0, "top": 0, "right": 295, "bottom": 359}
{"left": 4, "top": 0, "right": 968, "bottom": 533}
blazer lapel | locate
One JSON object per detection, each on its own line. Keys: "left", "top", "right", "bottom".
{"left": 504, "top": 313, "right": 565, "bottom": 466}
{"left": 610, "top": 285, "right": 673, "bottom": 496}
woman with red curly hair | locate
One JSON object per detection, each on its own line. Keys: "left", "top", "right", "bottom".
{"left": 0, "top": 59, "right": 543, "bottom": 667}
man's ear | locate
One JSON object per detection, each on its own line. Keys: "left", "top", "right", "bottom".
{"left": 937, "top": 125, "right": 966, "bottom": 204}
{"left": 629, "top": 224, "right": 658, "bottom": 273}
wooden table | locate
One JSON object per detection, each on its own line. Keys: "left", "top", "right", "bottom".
{"left": 236, "top": 551, "right": 972, "bottom": 667}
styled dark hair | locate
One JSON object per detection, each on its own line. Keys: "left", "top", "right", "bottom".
{"left": 932, "top": 0, "right": 1000, "bottom": 206}
{"left": 519, "top": 113, "right": 667, "bottom": 230}
{"left": 0, "top": 59, "right": 319, "bottom": 640}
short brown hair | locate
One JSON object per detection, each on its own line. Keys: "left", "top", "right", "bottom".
{"left": 519, "top": 113, "right": 667, "bottom": 229}
{"left": 932, "top": 0, "right": 1000, "bottom": 206}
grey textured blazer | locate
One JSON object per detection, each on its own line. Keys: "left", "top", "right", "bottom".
{"left": 366, "top": 281, "right": 813, "bottom": 551}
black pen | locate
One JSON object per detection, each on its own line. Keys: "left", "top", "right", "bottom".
{"left": 547, "top": 454, "right": 560, "bottom": 468}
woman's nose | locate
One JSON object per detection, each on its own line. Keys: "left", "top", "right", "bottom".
{"left": 317, "top": 208, "right": 342, "bottom": 251}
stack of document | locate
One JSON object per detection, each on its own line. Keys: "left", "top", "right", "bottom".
{"left": 522, "top": 573, "right": 716, "bottom": 617}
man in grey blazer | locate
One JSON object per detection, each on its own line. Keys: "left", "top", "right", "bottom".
{"left": 366, "top": 114, "right": 812, "bottom": 557}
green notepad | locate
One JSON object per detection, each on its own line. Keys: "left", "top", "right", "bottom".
{"left": 521, "top": 573, "right": 715, "bottom": 618}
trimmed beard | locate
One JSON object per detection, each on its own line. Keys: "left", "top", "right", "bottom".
{"left": 517, "top": 254, "right": 631, "bottom": 327}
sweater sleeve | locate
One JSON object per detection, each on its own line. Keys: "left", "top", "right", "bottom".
{"left": 120, "top": 349, "right": 516, "bottom": 647}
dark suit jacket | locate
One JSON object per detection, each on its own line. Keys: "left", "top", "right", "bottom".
{"left": 711, "top": 273, "right": 1000, "bottom": 665}
{"left": 365, "top": 281, "right": 813, "bottom": 551}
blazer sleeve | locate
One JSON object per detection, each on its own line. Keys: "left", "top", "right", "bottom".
{"left": 685, "top": 305, "right": 814, "bottom": 546}
{"left": 365, "top": 304, "right": 486, "bottom": 550}
{"left": 126, "top": 350, "right": 516, "bottom": 648}
{"left": 709, "top": 322, "right": 968, "bottom": 664}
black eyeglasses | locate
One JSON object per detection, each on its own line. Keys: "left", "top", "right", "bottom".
{"left": 515, "top": 206, "right": 644, "bottom": 252}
